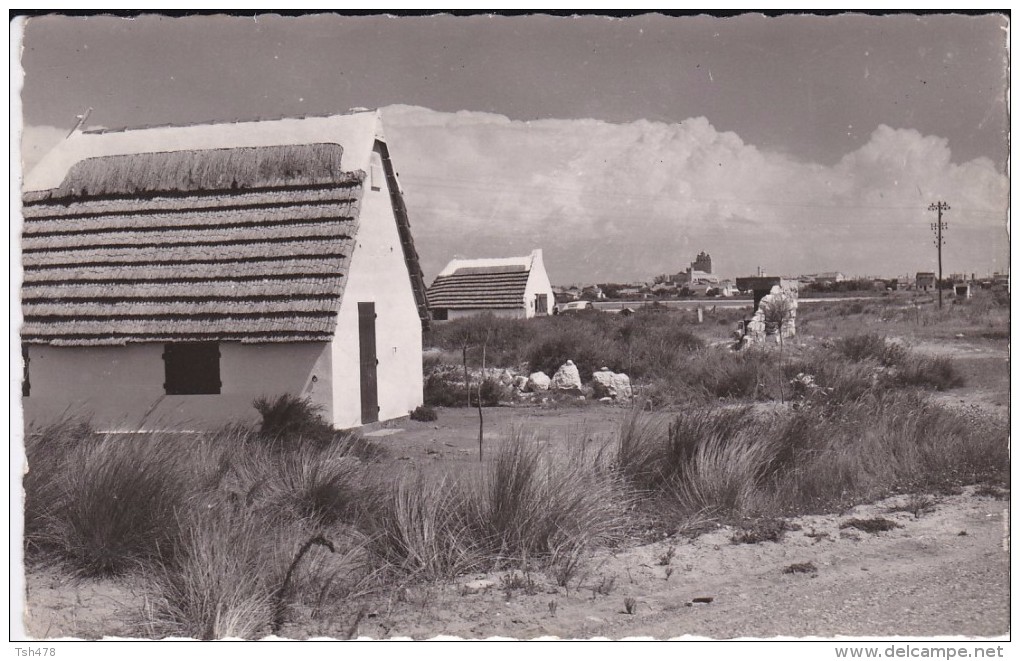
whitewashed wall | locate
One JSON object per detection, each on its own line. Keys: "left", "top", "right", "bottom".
{"left": 522, "top": 249, "right": 556, "bottom": 318}
{"left": 22, "top": 342, "right": 331, "bottom": 431}
{"left": 330, "top": 149, "right": 424, "bottom": 428}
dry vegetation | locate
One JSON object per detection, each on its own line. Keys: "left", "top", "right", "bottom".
{"left": 21, "top": 290, "right": 1009, "bottom": 638}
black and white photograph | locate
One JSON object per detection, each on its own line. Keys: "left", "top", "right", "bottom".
{"left": 11, "top": 10, "right": 1010, "bottom": 648}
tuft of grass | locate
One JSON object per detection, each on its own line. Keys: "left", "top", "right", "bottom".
{"left": 478, "top": 433, "right": 630, "bottom": 563}
{"left": 974, "top": 484, "right": 1009, "bottom": 500}
{"left": 783, "top": 562, "right": 818, "bottom": 575}
{"left": 367, "top": 472, "right": 479, "bottom": 581}
{"left": 32, "top": 433, "right": 193, "bottom": 577}
{"left": 886, "top": 494, "right": 938, "bottom": 519}
{"left": 836, "top": 333, "right": 908, "bottom": 366}
{"left": 731, "top": 518, "right": 797, "bottom": 545}
{"left": 23, "top": 414, "right": 97, "bottom": 556}
{"left": 149, "top": 508, "right": 288, "bottom": 639}
{"left": 894, "top": 354, "right": 965, "bottom": 391}
{"left": 409, "top": 405, "right": 438, "bottom": 422}
{"left": 623, "top": 597, "right": 637, "bottom": 614}
{"left": 839, "top": 517, "right": 902, "bottom": 533}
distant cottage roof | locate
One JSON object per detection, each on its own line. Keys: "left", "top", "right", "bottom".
{"left": 21, "top": 143, "right": 364, "bottom": 346}
{"left": 427, "top": 253, "right": 536, "bottom": 310}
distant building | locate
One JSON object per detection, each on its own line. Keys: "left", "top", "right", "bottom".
{"left": 814, "top": 272, "right": 846, "bottom": 283}
{"left": 427, "top": 249, "right": 555, "bottom": 320}
{"left": 916, "top": 272, "right": 936, "bottom": 291}
{"left": 954, "top": 283, "right": 973, "bottom": 299}
{"left": 692, "top": 251, "right": 713, "bottom": 274}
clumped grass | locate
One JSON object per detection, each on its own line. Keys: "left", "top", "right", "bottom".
{"left": 409, "top": 405, "right": 438, "bottom": 422}
{"left": 367, "top": 472, "right": 479, "bottom": 581}
{"left": 23, "top": 414, "right": 97, "bottom": 555}
{"left": 731, "top": 519, "right": 797, "bottom": 545}
{"left": 839, "top": 517, "right": 902, "bottom": 534}
{"left": 836, "top": 333, "right": 908, "bottom": 366}
{"left": 29, "top": 432, "right": 194, "bottom": 577}
{"left": 894, "top": 354, "right": 965, "bottom": 391}
{"left": 783, "top": 562, "right": 817, "bottom": 575}
{"left": 477, "top": 433, "right": 630, "bottom": 563}
{"left": 150, "top": 508, "right": 289, "bottom": 639}
{"left": 974, "top": 484, "right": 1009, "bottom": 500}
{"left": 616, "top": 390, "right": 1008, "bottom": 522}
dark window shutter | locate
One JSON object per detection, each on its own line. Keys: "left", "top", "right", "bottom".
{"left": 164, "top": 342, "right": 221, "bottom": 395}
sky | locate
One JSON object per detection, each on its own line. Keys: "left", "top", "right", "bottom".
{"left": 15, "top": 12, "right": 1010, "bottom": 284}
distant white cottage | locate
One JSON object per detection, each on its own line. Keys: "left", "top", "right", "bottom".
{"left": 426, "top": 249, "right": 555, "bottom": 320}
{"left": 20, "top": 110, "right": 429, "bottom": 430}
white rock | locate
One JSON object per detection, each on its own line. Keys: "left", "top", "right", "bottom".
{"left": 551, "top": 360, "right": 582, "bottom": 392}
{"left": 611, "top": 372, "right": 633, "bottom": 399}
{"left": 592, "top": 367, "right": 632, "bottom": 399}
{"left": 527, "top": 371, "right": 551, "bottom": 392}
{"left": 592, "top": 368, "right": 615, "bottom": 398}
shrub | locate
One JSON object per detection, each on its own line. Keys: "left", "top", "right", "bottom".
{"left": 36, "top": 434, "right": 194, "bottom": 576}
{"left": 410, "top": 405, "right": 438, "bottom": 422}
{"left": 150, "top": 508, "right": 289, "bottom": 639}
{"left": 366, "top": 472, "right": 479, "bottom": 580}
{"left": 23, "top": 414, "right": 96, "bottom": 555}
{"left": 253, "top": 394, "right": 335, "bottom": 447}
{"left": 476, "top": 433, "right": 630, "bottom": 563}
{"left": 836, "top": 333, "right": 907, "bottom": 366}
{"left": 895, "top": 354, "right": 965, "bottom": 391}
{"left": 616, "top": 390, "right": 1009, "bottom": 520}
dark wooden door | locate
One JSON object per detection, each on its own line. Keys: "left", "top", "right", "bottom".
{"left": 358, "top": 302, "right": 379, "bottom": 424}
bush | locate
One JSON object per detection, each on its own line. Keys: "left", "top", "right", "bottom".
{"left": 23, "top": 414, "right": 96, "bottom": 555}
{"left": 366, "top": 473, "right": 479, "bottom": 580}
{"left": 410, "top": 405, "right": 438, "bottom": 422}
{"left": 616, "top": 391, "right": 1008, "bottom": 519}
{"left": 895, "top": 354, "right": 965, "bottom": 391}
{"left": 150, "top": 507, "right": 290, "bottom": 639}
{"left": 836, "top": 333, "right": 908, "bottom": 366}
{"left": 253, "top": 394, "right": 335, "bottom": 447}
{"left": 476, "top": 433, "right": 630, "bottom": 561}
{"left": 33, "top": 433, "right": 194, "bottom": 576}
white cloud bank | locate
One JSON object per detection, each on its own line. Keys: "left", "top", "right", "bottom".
{"left": 381, "top": 105, "right": 1007, "bottom": 284}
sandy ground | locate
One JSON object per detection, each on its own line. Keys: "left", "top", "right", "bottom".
{"left": 23, "top": 486, "right": 1008, "bottom": 640}
{"left": 304, "top": 487, "right": 1009, "bottom": 640}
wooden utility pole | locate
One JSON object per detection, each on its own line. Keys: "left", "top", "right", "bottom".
{"left": 928, "top": 201, "right": 950, "bottom": 309}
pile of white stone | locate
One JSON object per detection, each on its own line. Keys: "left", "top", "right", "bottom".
{"left": 515, "top": 360, "right": 632, "bottom": 402}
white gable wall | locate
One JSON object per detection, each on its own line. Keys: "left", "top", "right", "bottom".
{"left": 522, "top": 249, "right": 555, "bottom": 318}
{"left": 330, "top": 147, "right": 424, "bottom": 428}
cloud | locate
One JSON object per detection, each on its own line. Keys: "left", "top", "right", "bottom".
{"left": 382, "top": 105, "right": 1007, "bottom": 284}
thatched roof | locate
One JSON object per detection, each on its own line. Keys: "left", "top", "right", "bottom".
{"left": 426, "top": 269, "right": 532, "bottom": 310}
{"left": 21, "top": 143, "right": 366, "bottom": 345}
{"left": 30, "top": 143, "right": 346, "bottom": 199}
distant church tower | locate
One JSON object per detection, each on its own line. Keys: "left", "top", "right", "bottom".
{"left": 693, "top": 251, "right": 712, "bottom": 274}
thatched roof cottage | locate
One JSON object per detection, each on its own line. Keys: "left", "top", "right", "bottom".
{"left": 20, "top": 110, "right": 429, "bottom": 430}
{"left": 426, "top": 249, "right": 555, "bottom": 320}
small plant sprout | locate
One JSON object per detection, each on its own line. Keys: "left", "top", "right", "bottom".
{"left": 664, "top": 566, "right": 674, "bottom": 581}
{"left": 624, "top": 597, "right": 637, "bottom": 615}
{"left": 657, "top": 544, "right": 676, "bottom": 566}
{"left": 548, "top": 600, "right": 558, "bottom": 616}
